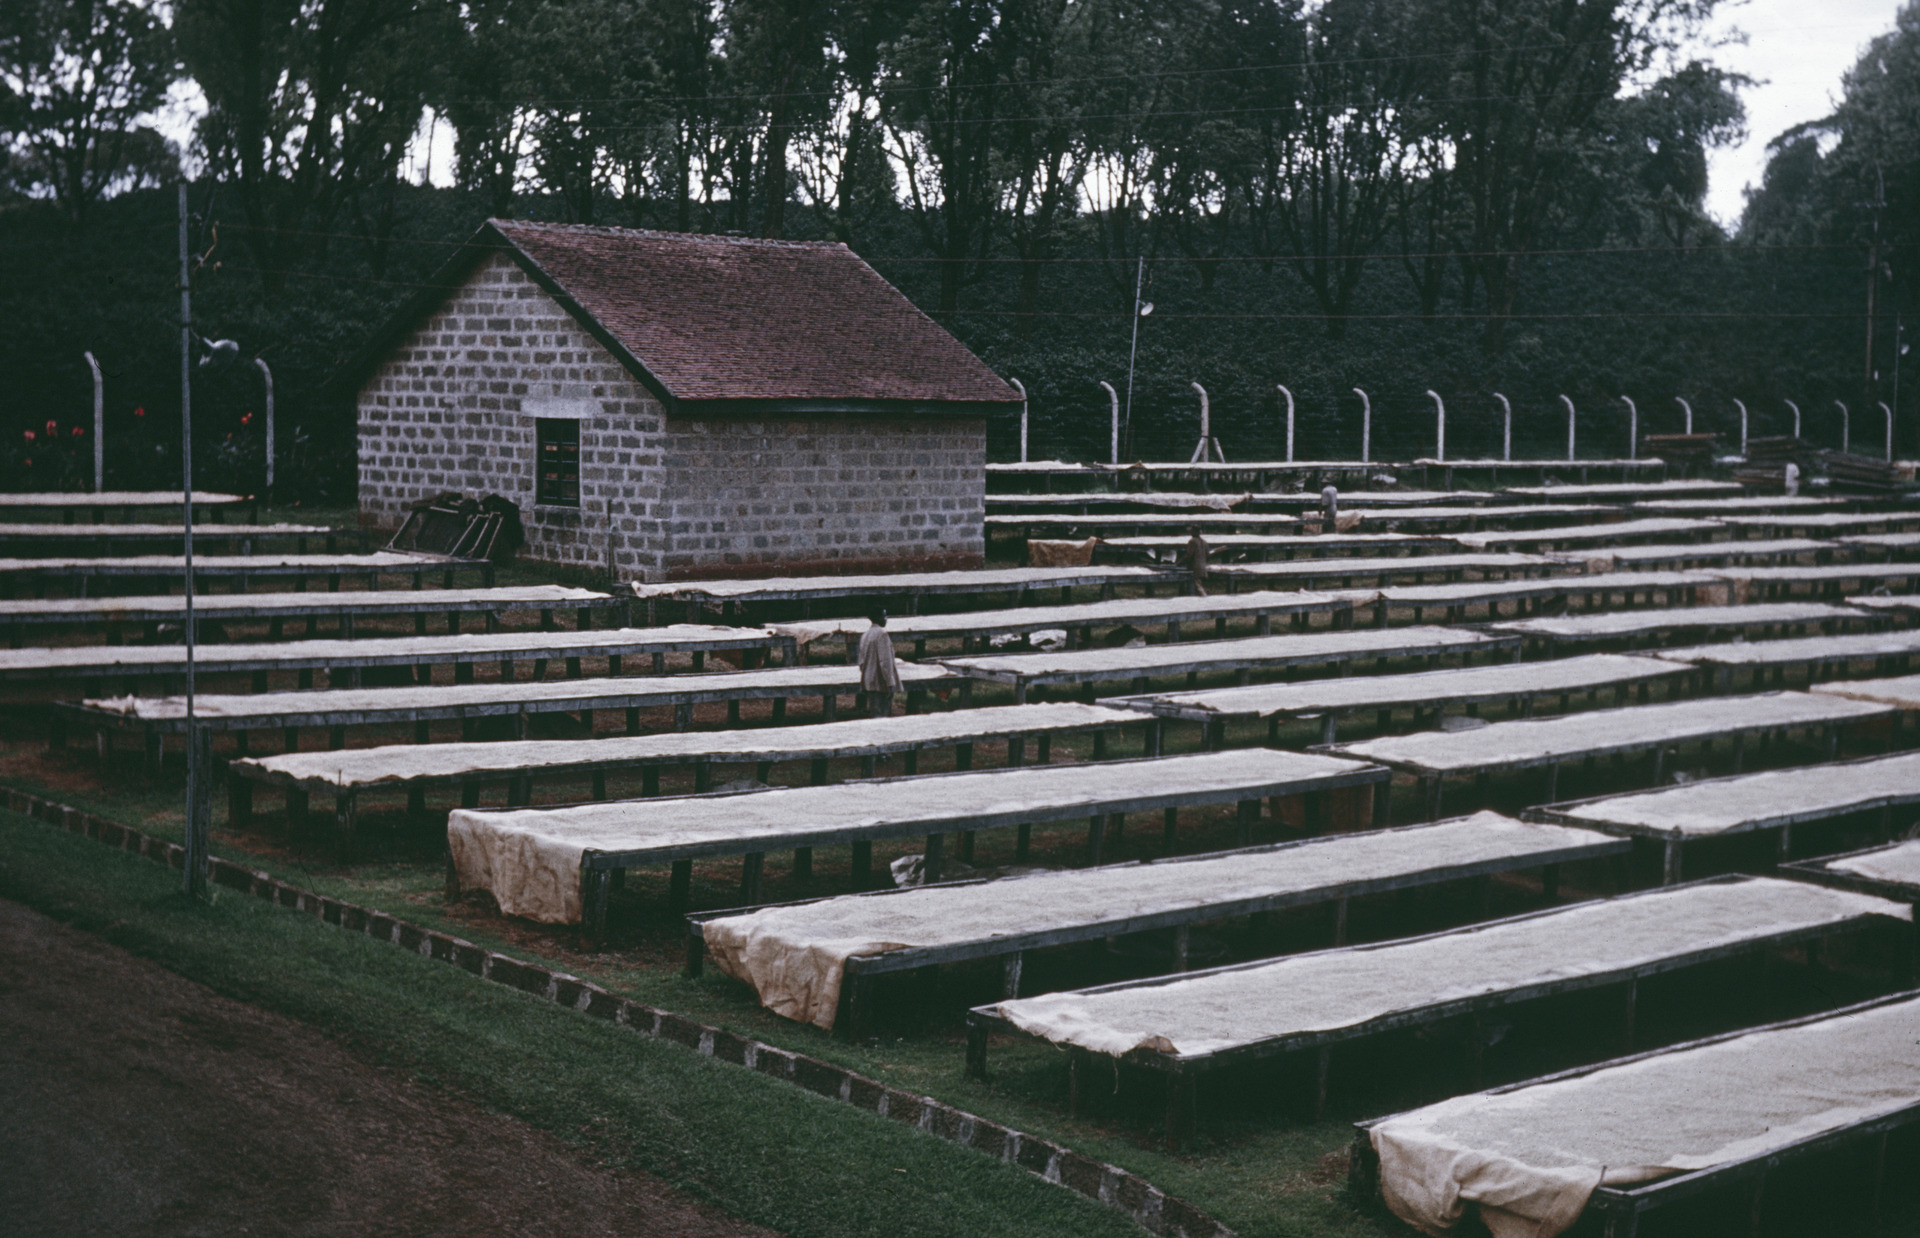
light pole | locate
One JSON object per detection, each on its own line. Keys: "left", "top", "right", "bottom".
{"left": 1675, "top": 396, "right": 1693, "bottom": 435}
{"left": 1621, "top": 396, "right": 1637, "bottom": 460}
{"left": 1560, "top": 394, "right": 1576, "bottom": 461}
{"left": 1783, "top": 399, "right": 1801, "bottom": 440}
{"left": 1836, "top": 400, "right": 1850, "bottom": 454}
{"left": 1426, "top": 390, "right": 1445, "bottom": 461}
{"left": 1276, "top": 384, "right": 1295, "bottom": 462}
{"left": 177, "top": 184, "right": 208, "bottom": 900}
{"left": 1122, "top": 257, "right": 1151, "bottom": 461}
{"left": 1732, "top": 399, "right": 1748, "bottom": 457}
{"left": 1493, "top": 393, "right": 1512, "bottom": 461}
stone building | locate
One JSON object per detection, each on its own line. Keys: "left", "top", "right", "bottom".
{"left": 349, "top": 219, "right": 1020, "bottom": 580}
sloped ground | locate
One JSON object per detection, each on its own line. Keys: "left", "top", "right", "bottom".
{"left": 0, "top": 896, "right": 777, "bottom": 1238}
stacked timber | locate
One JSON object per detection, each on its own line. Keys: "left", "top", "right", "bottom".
{"left": 1819, "top": 450, "right": 1915, "bottom": 493}
{"left": 1641, "top": 433, "right": 1718, "bottom": 471}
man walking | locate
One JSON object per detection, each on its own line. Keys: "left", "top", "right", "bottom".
{"left": 857, "top": 608, "right": 901, "bottom": 717}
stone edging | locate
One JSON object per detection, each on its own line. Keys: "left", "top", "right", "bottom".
{"left": 4, "top": 788, "right": 1235, "bottom": 1238}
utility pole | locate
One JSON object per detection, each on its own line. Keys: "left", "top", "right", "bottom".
{"left": 1123, "top": 257, "right": 1149, "bottom": 461}
{"left": 178, "top": 184, "right": 208, "bottom": 900}
{"left": 1865, "top": 163, "right": 1886, "bottom": 417}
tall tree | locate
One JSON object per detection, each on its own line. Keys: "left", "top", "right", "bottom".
{"left": 1420, "top": 0, "right": 1719, "bottom": 353}
{"left": 179, "top": 0, "right": 451, "bottom": 291}
{"left": 879, "top": 0, "right": 1018, "bottom": 313}
{"left": 1271, "top": 0, "right": 1418, "bottom": 336}
{"left": 0, "top": 0, "right": 179, "bottom": 224}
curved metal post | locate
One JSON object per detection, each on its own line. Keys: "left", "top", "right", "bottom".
{"left": 1620, "top": 396, "right": 1637, "bottom": 459}
{"left": 1675, "top": 396, "right": 1693, "bottom": 435}
{"left": 1426, "top": 390, "right": 1445, "bottom": 461}
{"left": 1353, "top": 387, "right": 1371, "bottom": 463}
{"left": 1882, "top": 402, "right": 1895, "bottom": 461}
{"left": 1836, "top": 400, "right": 1850, "bottom": 454}
{"left": 1189, "top": 381, "right": 1222, "bottom": 463}
{"left": 1732, "top": 398, "right": 1748, "bottom": 457}
{"left": 1277, "top": 384, "right": 1295, "bottom": 462}
{"left": 1098, "top": 380, "right": 1119, "bottom": 465}
{"left": 1783, "top": 399, "right": 1800, "bottom": 439}
{"left": 1010, "top": 377, "right": 1028, "bottom": 463}
{"left": 1559, "top": 394, "right": 1576, "bottom": 461}
{"left": 84, "top": 350, "right": 104, "bottom": 491}
{"left": 1492, "top": 393, "right": 1512, "bottom": 461}
{"left": 256, "top": 357, "right": 275, "bottom": 494}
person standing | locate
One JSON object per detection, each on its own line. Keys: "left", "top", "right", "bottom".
{"left": 857, "top": 608, "right": 901, "bottom": 717}
{"left": 1186, "top": 530, "right": 1210, "bottom": 597}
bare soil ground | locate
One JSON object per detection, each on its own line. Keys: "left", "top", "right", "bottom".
{"left": 0, "top": 897, "right": 778, "bottom": 1238}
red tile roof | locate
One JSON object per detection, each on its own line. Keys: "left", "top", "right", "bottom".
{"left": 489, "top": 220, "right": 1020, "bottom": 411}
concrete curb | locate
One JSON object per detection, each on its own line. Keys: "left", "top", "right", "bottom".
{"left": 4, "top": 787, "right": 1236, "bottom": 1238}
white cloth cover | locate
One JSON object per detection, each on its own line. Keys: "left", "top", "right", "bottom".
{"left": 1370, "top": 994, "right": 1920, "bottom": 1237}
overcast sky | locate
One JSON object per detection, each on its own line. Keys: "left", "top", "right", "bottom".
{"left": 1698, "top": 0, "right": 1907, "bottom": 227}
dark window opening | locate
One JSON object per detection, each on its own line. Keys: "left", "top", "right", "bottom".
{"left": 535, "top": 418, "right": 580, "bottom": 507}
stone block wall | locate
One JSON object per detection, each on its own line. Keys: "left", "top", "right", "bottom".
{"left": 356, "top": 253, "right": 669, "bottom": 579}
{"left": 359, "top": 252, "right": 988, "bottom": 581}
{"left": 656, "top": 418, "right": 986, "bottom": 578}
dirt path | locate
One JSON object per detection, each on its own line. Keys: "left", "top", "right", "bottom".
{"left": 0, "top": 898, "right": 778, "bottom": 1238}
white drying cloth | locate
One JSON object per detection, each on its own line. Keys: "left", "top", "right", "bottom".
{"left": 1370, "top": 993, "right": 1920, "bottom": 1238}
{"left": 1555, "top": 750, "right": 1920, "bottom": 836}
{"left": 449, "top": 747, "right": 1374, "bottom": 924}
{"left": 1826, "top": 838, "right": 1920, "bottom": 888}
{"left": 1494, "top": 601, "right": 1864, "bottom": 640}
{"left": 238, "top": 702, "right": 1138, "bottom": 789}
{"left": 1126, "top": 653, "right": 1674, "bottom": 719}
{"left": 1328, "top": 691, "right": 1891, "bottom": 774}
{"left": 1811, "top": 673, "right": 1920, "bottom": 710}
{"left": 82, "top": 661, "right": 957, "bottom": 721}
{"left": 702, "top": 812, "right": 1607, "bottom": 1029}
{"left": 987, "top": 878, "right": 1905, "bottom": 1059}
{"left": 629, "top": 566, "right": 1166, "bottom": 600}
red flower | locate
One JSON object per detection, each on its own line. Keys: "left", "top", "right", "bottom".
{"left": 241, "top": 412, "right": 253, "bottom": 426}
{"left": 45, "top": 419, "right": 57, "bottom": 435}
{"left": 22, "top": 429, "right": 34, "bottom": 442}
{"left": 21, "top": 457, "right": 30, "bottom": 467}
{"left": 133, "top": 406, "right": 146, "bottom": 418}
{"left": 71, "top": 425, "right": 84, "bottom": 437}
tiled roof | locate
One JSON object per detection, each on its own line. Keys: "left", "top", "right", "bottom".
{"left": 489, "top": 219, "right": 1021, "bottom": 409}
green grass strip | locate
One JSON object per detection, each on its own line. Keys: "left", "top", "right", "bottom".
{"left": 0, "top": 807, "right": 1145, "bottom": 1238}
